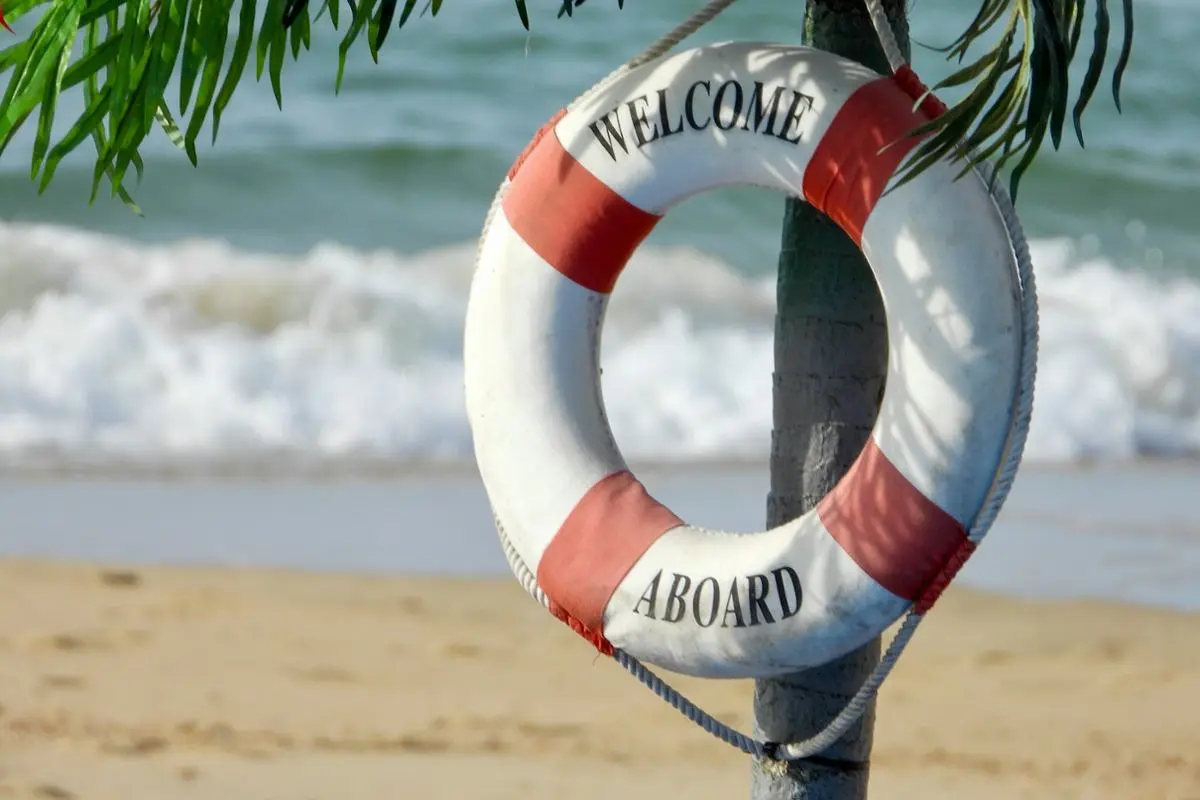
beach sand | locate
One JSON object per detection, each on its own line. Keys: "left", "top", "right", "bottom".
{"left": 1, "top": 559, "right": 1197, "bottom": 800}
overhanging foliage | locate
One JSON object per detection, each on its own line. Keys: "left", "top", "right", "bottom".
{"left": 0, "top": 0, "right": 1134, "bottom": 212}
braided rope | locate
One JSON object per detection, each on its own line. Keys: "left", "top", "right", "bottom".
{"left": 478, "top": 0, "right": 1040, "bottom": 763}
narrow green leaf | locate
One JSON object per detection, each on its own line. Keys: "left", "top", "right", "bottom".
{"left": 1112, "top": 0, "right": 1133, "bottom": 111}
{"left": 267, "top": 0, "right": 287, "bottom": 105}
{"left": 212, "top": 0, "right": 255, "bottom": 141}
{"left": 1067, "top": 0, "right": 1086, "bottom": 57}
{"left": 79, "top": 0, "right": 128, "bottom": 28}
{"left": 183, "top": 0, "right": 230, "bottom": 162}
{"left": 933, "top": 47, "right": 1004, "bottom": 91}
{"left": 373, "top": 0, "right": 397, "bottom": 51}
{"left": 31, "top": 24, "right": 76, "bottom": 178}
{"left": 1, "top": 0, "right": 82, "bottom": 162}
{"left": 289, "top": 6, "right": 310, "bottom": 57}
{"left": 155, "top": 103, "right": 185, "bottom": 149}
{"left": 281, "top": 0, "right": 307, "bottom": 27}
{"left": 335, "top": 0, "right": 373, "bottom": 92}
{"left": 256, "top": 0, "right": 280, "bottom": 80}
{"left": 177, "top": 0, "right": 202, "bottom": 112}
{"left": 513, "top": 0, "right": 528, "bottom": 30}
{"left": 395, "top": 0, "right": 415, "bottom": 28}
{"left": 40, "top": 83, "right": 113, "bottom": 191}
{"left": 109, "top": 0, "right": 150, "bottom": 135}
{"left": 2, "top": 1, "right": 71, "bottom": 114}
{"left": 142, "top": 0, "right": 187, "bottom": 133}
{"left": 1073, "top": 0, "right": 1109, "bottom": 146}
{"left": 61, "top": 31, "right": 121, "bottom": 90}
{"left": 0, "top": 39, "right": 31, "bottom": 74}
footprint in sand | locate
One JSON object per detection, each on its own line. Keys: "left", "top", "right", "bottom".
{"left": 975, "top": 649, "right": 1013, "bottom": 667}
{"left": 21, "top": 629, "right": 152, "bottom": 653}
{"left": 102, "top": 735, "right": 169, "bottom": 756}
{"left": 98, "top": 570, "right": 142, "bottom": 588}
{"left": 38, "top": 675, "right": 86, "bottom": 691}
{"left": 441, "top": 642, "right": 483, "bottom": 659}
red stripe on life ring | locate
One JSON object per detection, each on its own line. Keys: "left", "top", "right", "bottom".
{"left": 537, "top": 471, "right": 683, "bottom": 642}
{"left": 802, "top": 75, "right": 935, "bottom": 244}
{"left": 817, "top": 440, "right": 967, "bottom": 602}
{"left": 502, "top": 127, "right": 660, "bottom": 295}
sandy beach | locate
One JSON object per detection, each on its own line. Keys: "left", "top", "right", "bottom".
{"left": 2, "top": 559, "right": 1197, "bottom": 800}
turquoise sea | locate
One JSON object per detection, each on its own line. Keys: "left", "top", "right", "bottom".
{"left": 0, "top": 0, "right": 1197, "bottom": 468}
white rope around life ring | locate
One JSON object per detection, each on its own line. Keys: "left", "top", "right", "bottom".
{"left": 477, "top": 0, "right": 1039, "bottom": 762}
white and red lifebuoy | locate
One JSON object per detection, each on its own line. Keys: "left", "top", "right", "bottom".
{"left": 464, "top": 42, "right": 1025, "bottom": 679}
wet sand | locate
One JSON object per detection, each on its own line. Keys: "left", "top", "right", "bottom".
{"left": 2, "top": 559, "right": 1197, "bottom": 799}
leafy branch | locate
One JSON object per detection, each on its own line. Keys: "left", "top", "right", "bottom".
{"left": 897, "top": 0, "right": 1135, "bottom": 197}
{"left": 0, "top": 0, "right": 1134, "bottom": 211}
{"left": 0, "top": 0, "right": 512, "bottom": 212}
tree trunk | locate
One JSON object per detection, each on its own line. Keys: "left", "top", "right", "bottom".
{"left": 750, "top": 1, "right": 909, "bottom": 798}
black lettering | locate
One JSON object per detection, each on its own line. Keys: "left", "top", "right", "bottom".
{"left": 721, "top": 576, "right": 746, "bottom": 628}
{"left": 775, "top": 90, "right": 815, "bottom": 144}
{"left": 746, "top": 573, "right": 776, "bottom": 626}
{"left": 625, "top": 94, "right": 659, "bottom": 147}
{"left": 713, "top": 80, "right": 744, "bottom": 131}
{"left": 772, "top": 566, "right": 803, "bottom": 620}
{"left": 633, "top": 569, "right": 662, "bottom": 618}
{"left": 655, "top": 88, "right": 685, "bottom": 140}
{"left": 587, "top": 109, "right": 630, "bottom": 161}
{"left": 691, "top": 577, "right": 720, "bottom": 627}
{"left": 663, "top": 573, "right": 692, "bottom": 622}
{"left": 742, "top": 81, "right": 787, "bottom": 136}
{"left": 684, "top": 80, "right": 712, "bottom": 130}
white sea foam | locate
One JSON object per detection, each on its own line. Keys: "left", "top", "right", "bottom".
{"left": 1, "top": 219, "right": 1197, "bottom": 469}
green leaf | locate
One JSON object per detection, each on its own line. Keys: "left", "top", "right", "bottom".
{"left": 1, "top": 0, "right": 84, "bottom": 163}
{"left": 0, "top": 39, "right": 32, "bottom": 75}
{"left": 895, "top": 0, "right": 1136, "bottom": 201}
{"left": 212, "top": 0, "right": 256, "bottom": 142}
{"left": 155, "top": 102, "right": 185, "bottom": 150}
{"left": 183, "top": 0, "right": 230, "bottom": 162}
{"left": 31, "top": 21, "right": 76, "bottom": 178}
{"left": 143, "top": 0, "right": 187, "bottom": 133}
{"left": 395, "top": 0, "right": 415, "bottom": 28}
{"left": 109, "top": 0, "right": 150, "bottom": 135}
{"left": 1112, "top": 0, "right": 1134, "bottom": 111}
{"left": 79, "top": 0, "right": 127, "bottom": 28}
{"left": 335, "top": 0, "right": 373, "bottom": 92}
{"left": 256, "top": 0, "right": 289, "bottom": 106}
{"left": 178, "top": 0, "right": 203, "bottom": 112}
{"left": 40, "top": 82, "right": 112, "bottom": 190}
{"left": 289, "top": 5, "right": 310, "bottom": 57}
{"left": 60, "top": 30, "right": 120, "bottom": 90}
{"left": 373, "top": 0, "right": 396, "bottom": 51}
{"left": 1073, "top": 0, "right": 1109, "bottom": 145}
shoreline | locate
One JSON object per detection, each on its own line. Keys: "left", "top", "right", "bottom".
{"left": 5, "top": 464, "right": 1200, "bottom": 615}
{"left": 2, "top": 559, "right": 1197, "bottom": 800}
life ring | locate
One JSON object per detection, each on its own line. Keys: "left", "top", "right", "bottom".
{"left": 464, "top": 41, "right": 1025, "bottom": 679}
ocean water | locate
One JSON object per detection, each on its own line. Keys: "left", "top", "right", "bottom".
{"left": 1, "top": 0, "right": 1198, "bottom": 468}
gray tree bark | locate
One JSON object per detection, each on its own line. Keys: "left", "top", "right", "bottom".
{"left": 750, "top": 1, "right": 910, "bottom": 798}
